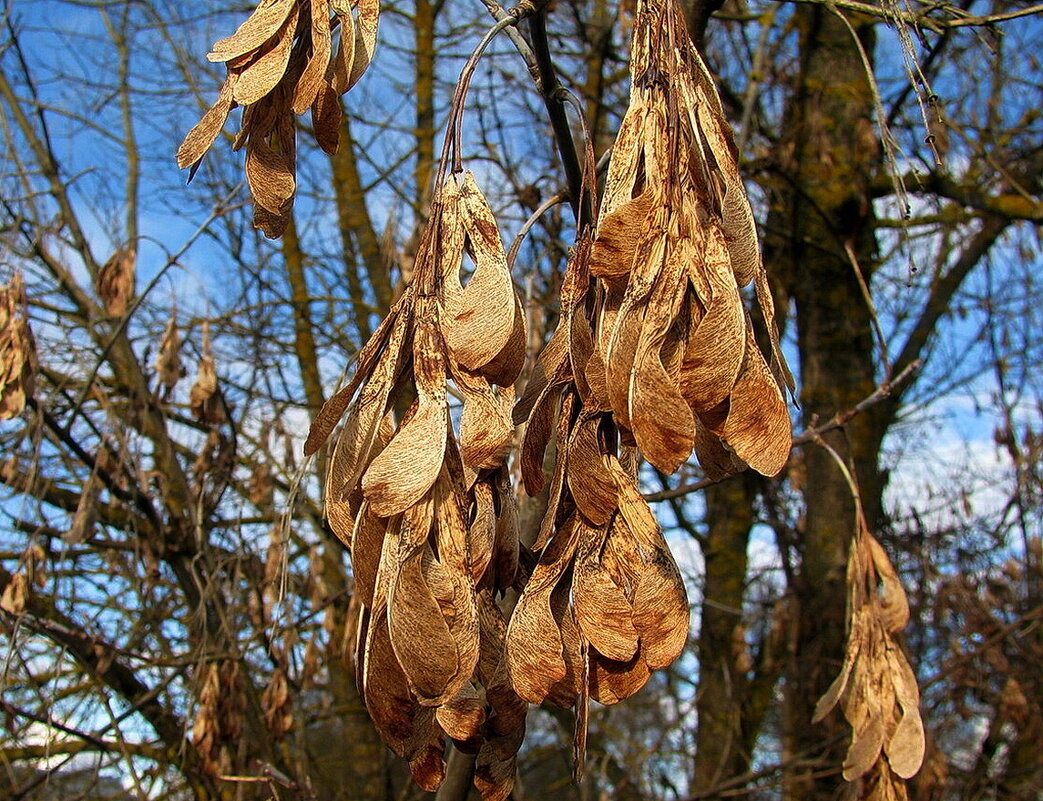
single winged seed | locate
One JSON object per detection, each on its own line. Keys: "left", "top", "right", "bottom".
{"left": 631, "top": 335, "right": 696, "bottom": 474}
{"left": 434, "top": 684, "right": 486, "bottom": 742}
{"left": 155, "top": 316, "right": 183, "bottom": 392}
{"left": 693, "top": 416, "right": 745, "bottom": 481}
{"left": 545, "top": 582, "right": 584, "bottom": 708}
{"left": 813, "top": 609, "right": 868, "bottom": 723}
{"left": 98, "top": 246, "right": 136, "bottom": 317}
{"left": 207, "top": 0, "right": 299, "bottom": 63}
{"left": 408, "top": 737, "right": 446, "bottom": 793}
{"left": 588, "top": 646, "right": 652, "bottom": 705}
{"left": 567, "top": 416, "right": 618, "bottom": 526}
{"left": 467, "top": 479, "right": 497, "bottom": 583}
{"left": 753, "top": 264, "right": 795, "bottom": 396}
{"left": 603, "top": 306, "right": 642, "bottom": 431}
{"left": 599, "top": 97, "right": 647, "bottom": 217}
{"left": 867, "top": 534, "right": 910, "bottom": 633}
{"left": 884, "top": 648, "right": 925, "bottom": 779}
{"left": 387, "top": 545, "right": 461, "bottom": 705}
{"left": 491, "top": 474, "right": 520, "bottom": 590}
{"left": 426, "top": 557, "right": 479, "bottom": 699}
{"left": 433, "top": 470, "right": 469, "bottom": 567}
{"left": 506, "top": 519, "right": 581, "bottom": 703}
{"left": 842, "top": 711, "right": 886, "bottom": 782}
{"left": 328, "top": 393, "right": 387, "bottom": 496}
{"left": 513, "top": 324, "right": 567, "bottom": 426}
{"left": 480, "top": 294, "right": 527, "bottom": 388}
{"left": 189, "top": 355, "right": 221, "bottom": 423}
{"left": 253, "top": 200, "right": 293, "bottom": 239}
{"left": 323, "top": 435, "right": 357, "bottom": 546}
{"left": 573, "top": 521, "right": 639, "bottom": 662}
{"left": 362, "top": 397, "right": 446, "bottom": 517}
{"left": 474, "top": 749, "right": 519, "bottom": 801}
{"left": 693, "top": 98, "right": 759, "bottom": 287}
{"left": 311, "top": 78, "right": 343, "bottom": 155}
{"left": 291, "top": 0, "right": 333, "bottom": 114}
{"left": 362, "top": 607, "right": 436, "bottom": 757}
{"left": 231, "top": 3, "right": 299, "bottom": 105}
{"left": 177, "top": 75, "right": 237, "bottom": 170}
{"left": 245, "top": 139, "right": 296, "bottom": 214}
{"left": 347, "top": 502, "right": 387, "bottom": 606}
{"left": 455, "top": 366, "right": 513, "bottom": 470}
{"left": 518, "top": 389, "right": 557, "bottom": 497}
{"left": 330, "top": 2, "right": 356, "bottom": 94}
{"left": 590, "top": 192, "right": 651, "bottom": 284}
{"left": 445, "top": 173, "right": 514, "bottom": 371}
{"left": 631, "top": 539, "right": 690, "bottom": 669}
{"left": 679, "top": 225, "right": 745, "bottom": 412}
{"left": 721, "top": 328, "right": 791, "bottom": 477}
{"left": 304, "top": 299, "right": 407, "bottom": 455}
{"left": 568, "top": 304, "right": 596, "bottom": 403}
{"left": 505, "top": 581, "right": 567, "bottom": 704}
{"left": 346, "top": 0, "right": 380, "bottom": 90}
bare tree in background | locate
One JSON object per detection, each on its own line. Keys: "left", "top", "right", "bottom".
{"left": 1, "top": 1, "right": 1041, "bottom": 800}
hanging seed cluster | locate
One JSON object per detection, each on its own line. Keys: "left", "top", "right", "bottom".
{"left": 168, "top": 0, "right": 913, "bottom": 794}
{"left": 177, "top": 0, "right": 379, "bottom": 237}
{"left": 0, "top": 273, "right": 37, "bottom": 421}
{"left": 306, "top": 171, "right": 528, "bottom": 798}
{"left": 502, "top": 0, "right": 795, "bottom": 753}
{"left": 508, "top": 232, "right": 692, "bottom": 733}
{"left": 591, "top": 0, "right": 793, "bottom": 478}
{"left": 814, "top": 520, "right": 925, "bottom": 798}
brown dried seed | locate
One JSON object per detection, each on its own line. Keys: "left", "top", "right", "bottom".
{"left": 362, "top": 606, "right": 436, "bottom": 757}
{"left": 719, "top": 328, "right": 791, "bottom": 477}
{"left": 305, "top": 298, "right": 408, "bottom": 455}
{"left": 346, "top": 0, "right": 380, "bottom": 90}
{"left": 588, "top": 645, "right": 651, "bottom": 705}
{"left": 245, "top": 138, "right": 296, "bottom": 214}
{"left": 361, "top": 341, "right": 446, "bottom": 515}
{"left": 330, "top": 0, "right": 357, "bottom": 94}
{"left": 566, "top": 416, "right": 618, "bottom": 526}
{"left": 679, "top": 223, "right": 745, "bottom": 412}
{"left": 388, "top": 546, "right": 461, "bottom": 703}
{"left": 506, "top": 518, "right": 581, "bottom": 703}
{"left": 98, "top": 246, "right": 136, "bottom": 316}
{"left": 630, "top": 257, "right": 695, "bottom": 473}
{"left": 155, "top": 316, "right": 184, "bottom": 393}
{"left": 231, "top": 3, "right": 300, "bottom": 105}
{"left": 344, "top": 502, "right": 385, "bottom": 605}
{"left": 445, "top": 173, "right": 515, "bottom": 372}
{"left": 0, "top": 274, "right": 37, "bottom": 421}
{"left": 589, "top": 193, "right": 651, "bottom": 284}
{"left": 573, "top": 521, "right": 639, "bottom": 661}
{"left": 311, "top": 78, "right": 343, "bottom": 155}
{"left": 207, "top": 0, "right": 299, "bottom": 63}
{"left": 291, "top": 0, "right": 333, "bottom": 114}
{"left": 176, "top": 75, "right": 237, "bottom": 172}
{"left": 455, "top": 366, "right": 513, "bottom": 470}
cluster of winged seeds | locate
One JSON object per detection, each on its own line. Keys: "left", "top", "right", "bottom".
{"left": 501, "top": 0, "right": 795, "bottom": 758}
{"left": 814, "top": 519, "right": 925, "bottom": 798}
{"left": 507, "top": 235, "right": 691, "bottom": 732}
{"left": 0, "top": 274, "right": 36, "bottom": 421}
{"left": 589, "top": 0, "right": 794, "bottom": 478}
{"left": 177, "top": 0, "right": 379, "bottom": 237}
{"left": 305, "top": 171, "right": 528, "bottom": 798}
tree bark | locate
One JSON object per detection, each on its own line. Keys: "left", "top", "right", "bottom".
{"left": 763, "top": 8, "right": 883, "bottom": 799}
{"left": 692, "top": 476, "right": 755, "bottom": 789}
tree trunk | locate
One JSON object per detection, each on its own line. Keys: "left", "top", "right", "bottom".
{"left": 692, "top": 477, "right": 756, "bottom": 789}
{"left": 765, "top": 8, "right": 885, "bottom": 798}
